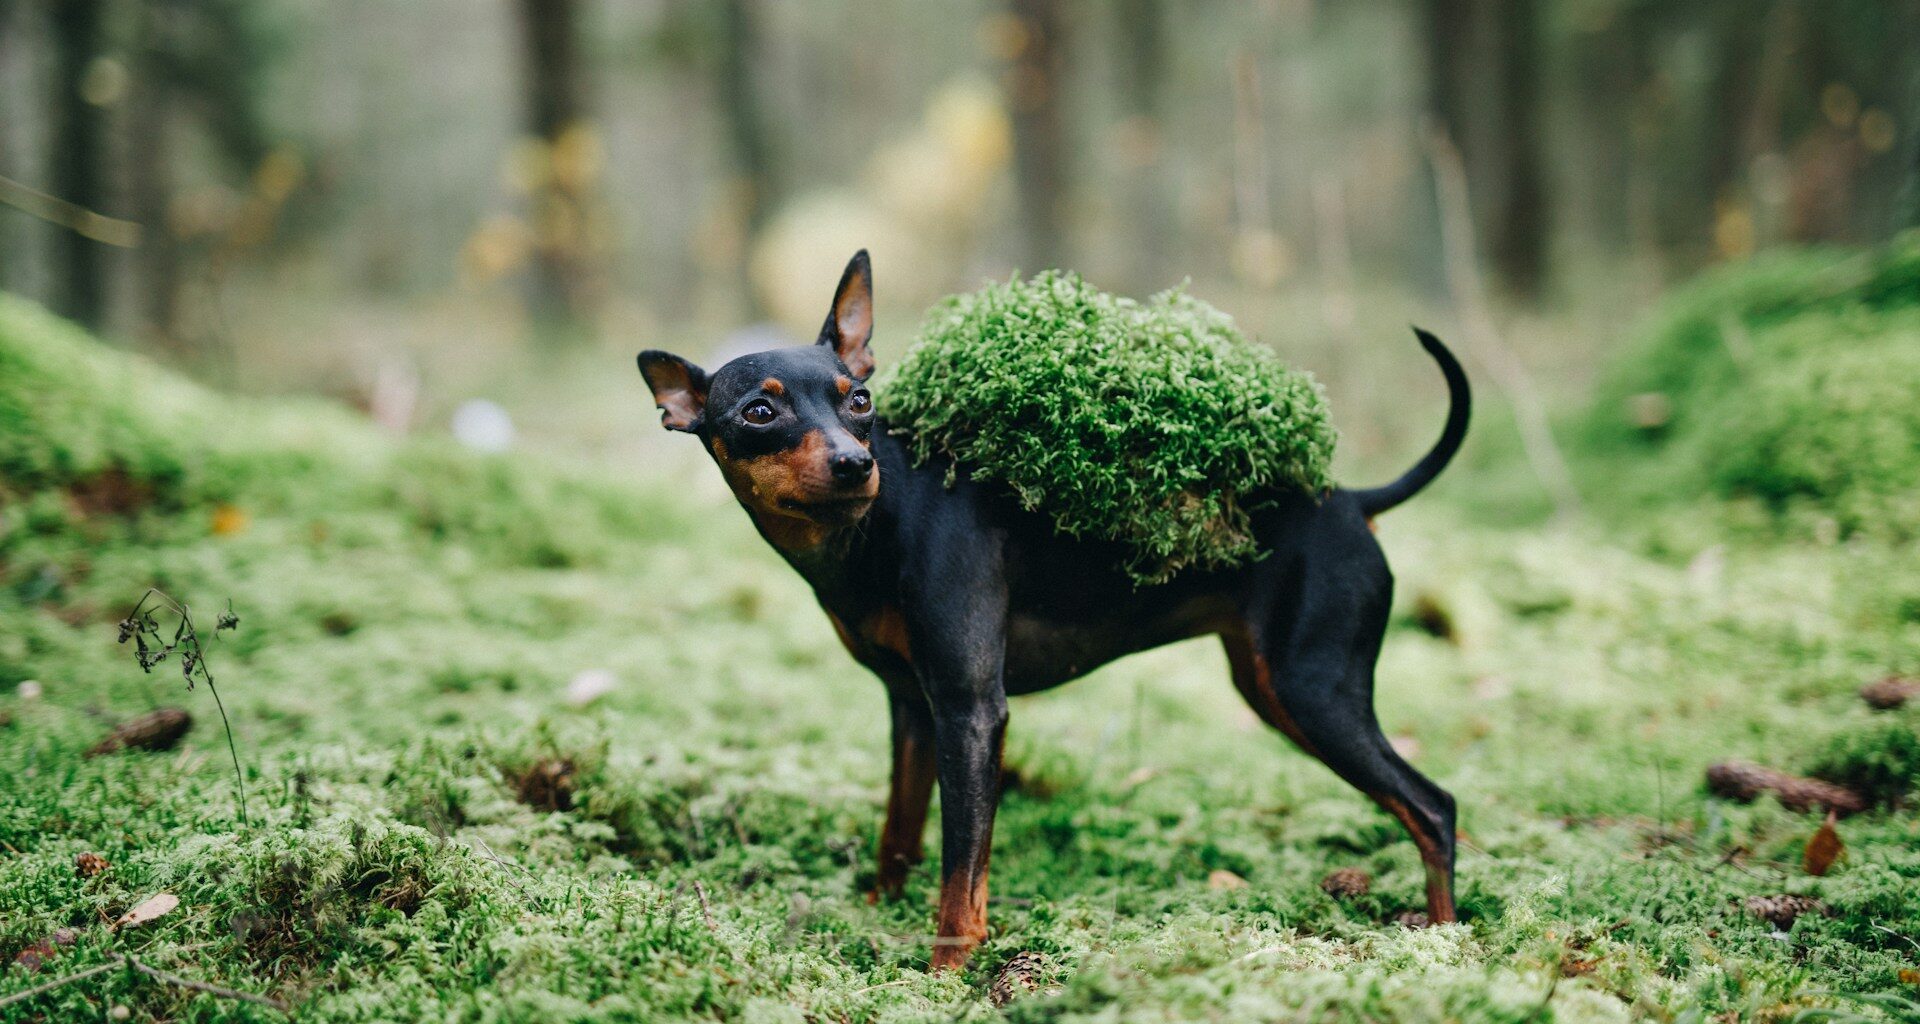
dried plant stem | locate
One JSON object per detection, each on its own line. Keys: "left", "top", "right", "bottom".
{"left": 1425, "top": 128, "right": 1583, "bottom": 521}
{"left": 202, "top": 674, "right": 249, "bottom": 827}
{"left": 119, "top": 953, "right": 289, "bottom": 1012}
{"left": 0, "top": 963, "right": 119, "bottom": 1011}
{"left": 118, "top": 588, "right": 249, "bottom": 826}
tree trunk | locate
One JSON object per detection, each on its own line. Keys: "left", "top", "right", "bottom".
{"left": 0, "top": 0, "right": 21, "bottom": 293}
{"left": 514, "top": 0, "right": 598, "bottom": 339}
{"left": 49, "top": 0, "right": 110, "bottom": 329}
{"left": 130, "top": 0, "right": 184, "bottom": 347}
{"left": 1423, "top": 0, "right": 1549, "bottom": 301}
{"left": 1006, "top": 0, "right": 1068, "bottom": 271}
{"left": 1114, "top": 0, "right": 1170, "bottom": 291}
{"left": 715, "top": 0, "right": 773, "bottom": 317}
{"left": 1487, "top": 0, "right": 1547, "bottom": 298}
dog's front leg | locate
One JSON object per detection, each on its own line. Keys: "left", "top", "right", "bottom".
{"left": 927, "top": 684, "right": 1008, "bottom": 971}
{"left": 873, "top": 680, "right": 936, "bottom": 901}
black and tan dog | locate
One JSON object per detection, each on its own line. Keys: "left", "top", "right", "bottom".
{"left": 638, "top": 251, "right": 1470, "bottom": 970}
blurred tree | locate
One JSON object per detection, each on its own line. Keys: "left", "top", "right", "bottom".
{"left": 1006, "top": 0, "right": 1068, "bottom": 271}
{"left": 127, "top": 0, "right": 283, "bottom": 351}
{"left": 515, "top": 0, "right": 602, "bottom": 339}
{"left": 715, "top": 0, "right": 776, "bottom": 317}
{"left": 1424, "top": 0, "right": 1549, "bottom": 299}
{"left": 0, "top": 0, "right": 21, "bottom": 293}
{"left": 1114, "top": 0, "right": 1171, "bottom": 291}
{"left": 49, "top": 0, "right": 111, "bottom": 329}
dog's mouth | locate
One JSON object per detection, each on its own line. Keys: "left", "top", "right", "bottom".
{"left": 777, "top": 494, "right": 875, "bottom": 525}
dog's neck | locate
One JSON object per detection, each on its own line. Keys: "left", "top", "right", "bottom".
{"left": 744, "top": 505, "right": 872, "bottom": 600}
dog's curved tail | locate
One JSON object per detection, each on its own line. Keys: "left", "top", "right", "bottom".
{"left": 1346, "top": 328, "right": 1471, "bottom": 518}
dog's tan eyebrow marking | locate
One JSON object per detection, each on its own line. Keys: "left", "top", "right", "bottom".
{"left": 835, "top": 376, "right": 852, "bottom": 396}
{"left": 761, "top": 378, "right": 785, "bottom": 396}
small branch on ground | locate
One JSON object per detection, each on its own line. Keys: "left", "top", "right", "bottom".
{"left": 0, "top": 951, "right": 287, "bottom": 1014}
{"left": 86, "top": 708, "right": 192, "bottom": 756}
{"left": 1425, "top": 127, "right": 1582, "bottom": 522}
{"left": 1706, "top": 761, "right": 1869, "bottom": 816}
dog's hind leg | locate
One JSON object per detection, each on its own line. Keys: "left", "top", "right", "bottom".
{"left": 1222, "top": 569, "right": 1457, "bottom": 922}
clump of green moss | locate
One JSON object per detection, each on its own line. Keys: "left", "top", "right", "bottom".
{"left": 1579, "top": 232, "right": 1920, "bottom": 538}
{"left": 875, "top": 272, "right": 1335, "bottom": 583}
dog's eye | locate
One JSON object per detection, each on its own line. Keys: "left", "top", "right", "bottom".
{"left": 848, "top": 390, "right": 872, "bottom": 414}
{"left": 742, "top": 400, "right": 777, "bottom": 425}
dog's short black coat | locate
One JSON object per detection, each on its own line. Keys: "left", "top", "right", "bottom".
{"left": 638, "top": 250, "right": 1471, "bottom": 970}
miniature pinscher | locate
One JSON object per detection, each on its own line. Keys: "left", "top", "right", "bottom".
{"left": 637, "top": 251, "right": 1471, "bottom": 970}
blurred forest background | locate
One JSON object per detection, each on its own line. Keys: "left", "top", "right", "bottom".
{"left": 9, "top": 5, "right": 1920, "bottom": 1017}
{"left": 1, "top": 0, "right": 1918, "bottom": 466}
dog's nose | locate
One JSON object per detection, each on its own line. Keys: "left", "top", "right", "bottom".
{"left": 830, "top": 449, "right": 874, "bottom": 485}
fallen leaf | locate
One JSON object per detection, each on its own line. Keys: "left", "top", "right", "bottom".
{"left": 115, "top": 892, "right": 179, "bottom": 929}
{"left": 1803, "top": 811, "right": 1843, "bottom": 876}
{"left": 1122, "top": 766, "right": 1159, "bottom": 788}
{"left": 1898, "top": 968, "right": 1920, "bottom": 985}
{"left": 1208, "top": 869, "right": 1249, "bottom": 890}
{"left": 211, "top": 504, "right": 250, "bottom": 536}
{"left": 11, "top": 928, "right": 77, "bottom": 971}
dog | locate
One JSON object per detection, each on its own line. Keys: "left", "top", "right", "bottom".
{"left": 637, "top": 250, "right": 1470, "bottom": 970}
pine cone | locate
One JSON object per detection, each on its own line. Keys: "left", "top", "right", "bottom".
{"left": 74, "top": 852, "right": 109, "bottom": 878}
{"left": 1861, "top": 676, "right": 1920, "bottom": 710}
{"left": 1744, "top": 894, "right": 1829, "bottom": 930}
{"left": 1319, "top": 868, "right": 1372, "bottom": 899}
{"left": 1705, "top": 761, "right": 1869, "bottom": 816}
{"left": 990, "top": 951, "right": 1050, "bottom": 1007}
{"left": 86, "top": 708, "right": 192, "bottom": 756}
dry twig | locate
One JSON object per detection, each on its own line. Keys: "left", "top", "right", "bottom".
{"left": 0, "top": 951, "right": 287, "bottom": 1014}
{"left": 1425, "top": 128, "right": 1582, "bottom": 521}
{"left": 1706, "top": 761, "right": 1869, "bottom": 816}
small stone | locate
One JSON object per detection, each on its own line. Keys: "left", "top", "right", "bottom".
{"left": 565, "top": 669, "right": 618, "bottom": 707}
{"left": 1208, "top": 869, "right": 1249, "bottom": 890}
{"left": 1861, "top": 676, "right": 1920, "bottom": 711}
{"left": 110, "top": 1006, "right": 131, "bottom": 1021}
{"left": 16, "top": 680, "right": 42, "bottom": 701}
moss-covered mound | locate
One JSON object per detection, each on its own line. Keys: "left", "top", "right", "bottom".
{"left": 1580, "top": 233, "right": 1920, "bottom": 539}
{"left": 0, "top": 293, "right": 665, "bottom": 569}
{"left": 875, "top": 272, "right": 1335, "bottom": 583}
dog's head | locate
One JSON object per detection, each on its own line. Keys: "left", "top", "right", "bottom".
{"left": 638, "top": 251, "right": 879, "bottom": 547}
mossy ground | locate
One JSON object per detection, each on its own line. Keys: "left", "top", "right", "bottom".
{"left": 3, "top": 274, "right": 1920, "bottom": 1022}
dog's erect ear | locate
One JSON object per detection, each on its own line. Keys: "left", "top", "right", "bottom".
{"left": 636, "top": 350, "right": 710, "bottom": 432}
{"left": 816, "top": 249, "right": 874, "bottom": 379}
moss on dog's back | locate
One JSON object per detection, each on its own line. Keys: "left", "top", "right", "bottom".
{"left": 874, "top": 272, "right": 1335, "bottom": 583}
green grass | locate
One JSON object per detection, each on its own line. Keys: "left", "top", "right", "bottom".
{"left": 4, "top": 289, "right": 1920, "bottom": 1022}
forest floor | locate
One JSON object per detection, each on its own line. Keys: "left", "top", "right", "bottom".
{"left": 3, "top": 279, "right": 1919, "bottom": 1023}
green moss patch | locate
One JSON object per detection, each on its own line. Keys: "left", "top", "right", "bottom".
{"left": 875, "top": 273, "right": 1335, "bottom": 583}
{"left": 1579, "top": 233, "right": 1920, "bottom": 539}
